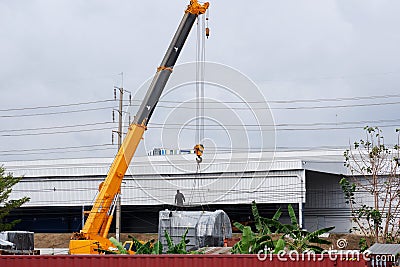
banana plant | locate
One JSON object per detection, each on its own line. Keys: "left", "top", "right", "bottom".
{"left": 109, "top": 237, "right": 128, "bottom": 254}
{"left": 151, "top": 240, "right": 163, "bottom": 254}
{"left": 231, "top": 201, "right": 334, "bottom": 254}
{"left": 164, "top": 228, "right": 190, "bottom": 254}
{"left": 101, "top": 236, "right": 163, "bottom": 255}
{"left": 231, "top": 201, "right": 286, "bottom": 254}
{"left": 254, "top": 202, "right": 284, "bottom": 235}
{"left": 280, "top": 204, "right": 334, "bottom": 253}
{"left": 103, "top": 230, "right": 191, "bottom": 255}
{"left": 231, "top": 224, "right": 256, "bottom": 254}
{"left": 127, "top": 235, "right": 163, "bottom": 254}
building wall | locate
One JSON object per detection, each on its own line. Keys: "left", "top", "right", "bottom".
{"left": 11, "top": 170, "right": 306, "bottom": 207}
{"left": 5, "top": 156, "right": 359, "bottom": 234}
{"left": 304, "top": 171, "right": 351, "bottom": 233}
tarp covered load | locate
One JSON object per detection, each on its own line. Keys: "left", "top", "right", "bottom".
{"left": 158, "top": 210, "right": 232, "bottom": 252}
{"left": 0, "top": 231, "right": 34, "bottom": 250}
{"left": 0, "top": 239, "right": 15, "bottom": 250}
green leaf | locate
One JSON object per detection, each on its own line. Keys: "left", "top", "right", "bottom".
{"left": 241, "top": 226, "right": 255, "bottom": 253}
{"left": 272, "top": 208, "right": 282, "bottom": 221}
{"left": 164, "top": 228, "right": 190, "bottom": 254}
{"left": 152, "top": 241, "right": 163, "bottom": 254}
{"left": 262, "top": 218, "right": 284, "bottom": 234}
{"left": 273, "top": 239, "right": 285, "bottom": 254}
{"left": 233, "top": 221, "right": 246, "bottom": 232}
{"left": 311, "top": 226, "right": 335, "bottom": 236}
{"left": 164, "top": 230, "right": 174, "bottom": 251}
{"left": 136, "top": 240, "right": 154, "bottom": 254}
{"left": 252, "top": 201, "right": 263, "bottom": 233}
{"left": 288, "top": 204, "right": 298, "bottom": 226}
{"left": 109, "top": 237, "right": 128, "bottom": 254}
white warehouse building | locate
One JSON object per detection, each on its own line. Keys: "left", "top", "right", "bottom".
{"left": 4, "top": 150, "right": 352, "bottom": 233}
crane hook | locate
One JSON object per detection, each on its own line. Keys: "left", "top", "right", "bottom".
{"left": 194, "top": 144, "right": 204, "bottom": 164}
{"left": 196, "top": 156, "right": 202, "bottom": 164}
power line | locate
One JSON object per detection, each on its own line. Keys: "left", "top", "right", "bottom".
{"left": 273, "top": 100, "right": 400, "bottom": 110}
{"left": 145, "top": 124, "right": 400, "bottom": 131}
{"left": 151, "top": 100, "right": 400, "bottom": 110}
{"left": 2, "top": 146, "right": 115, "bottom": 157}
{"left": 149, "top": 118, "right": 400, "bottom": 128}
{"left": 0, "top": 97, "right": 398, "bottom": 119}
{"left": 0, "top": 99, "right": 114, "bottom": 112}
{"left": 139, "top": 93, "right": 400, "bottom": 104}
{"left": 0, "top": 144, "right": 343, "bottom": 156}
{"left": 1, "top": 91, "right": 400, "bottom": 115}
{"left": 1, "top": 128, "right": 398, "bottom": 156}
{"left": 2, "top": 118, "right": 399, "bottom": 135}
{"left": 1, "top": 126, "right": 114, "bottom": 137}
{"left": 264, "top": 93, "right": 400, "bottom": 104}
{"left": 0, "top": 143, "right": 115, "bottom": 153}
{"left": 0, "top": 106, "right": 114, "bottom": 118}
{"left": 2, "top": 123, "right": 397, "bottom": 137}
{"left": 0, "top": 121, "right": 116, "bottom": 133}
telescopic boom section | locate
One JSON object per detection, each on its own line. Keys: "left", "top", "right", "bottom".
{"left": 69, "top": 0, "right": 209, "bottom": 255}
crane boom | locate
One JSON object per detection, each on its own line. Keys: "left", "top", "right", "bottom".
{"left": 69, "top": 0, "right": 209, "bottom": 254}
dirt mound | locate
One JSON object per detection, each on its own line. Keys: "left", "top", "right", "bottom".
{"left": 35, "top": 233, "right": 158, "bottom": 248}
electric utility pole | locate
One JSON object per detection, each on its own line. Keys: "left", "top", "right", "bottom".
{"left": 113, "top": 72, "right": 131, "bottom": 242}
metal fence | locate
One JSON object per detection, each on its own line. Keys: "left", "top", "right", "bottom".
{"left": 0, "top": 254, "right": 368, "bottom": 267}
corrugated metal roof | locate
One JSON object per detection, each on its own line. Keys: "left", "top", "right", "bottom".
{"left": 368, "top": 243, "right": 400, "bottom": 255}
{"left": 3, "top": 150, "right": 344, "bottom": 207}
{"left": 3, "top": 150, "right": 345, "bottom": 178}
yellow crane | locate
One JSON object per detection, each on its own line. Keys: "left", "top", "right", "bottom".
{"left": 69, "top": 1, "right": 209, "bottom": 254}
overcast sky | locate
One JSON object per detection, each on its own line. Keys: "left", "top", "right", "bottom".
{"left": 1, "top": 0, "right": 400, "bottom": 162}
